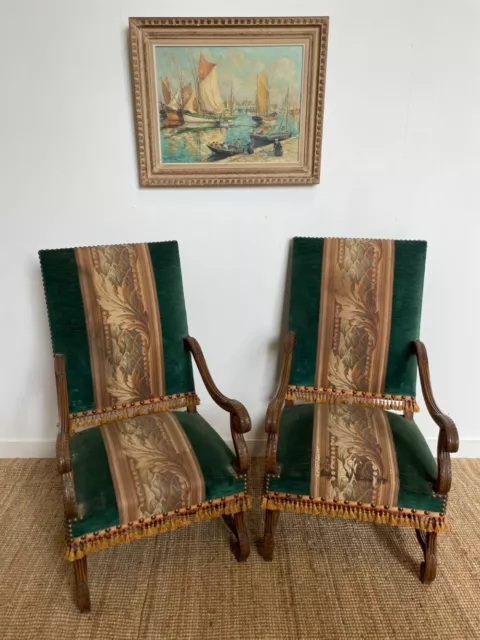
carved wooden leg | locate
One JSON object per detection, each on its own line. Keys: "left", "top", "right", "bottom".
{"left": 259, "top": 509, "right": 280, "bottom": 561}
{"left": 73, "top": 557, "right": 91, "bottom": 612}
{"left": 222, "top": 512, "right": 250, "bottom": 561}
{"left": 415, "top": 529, "right": 438, "bottom": 583}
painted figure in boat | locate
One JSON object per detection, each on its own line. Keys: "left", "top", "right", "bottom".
{"left": 155, "top": 45, "right": 303, "bottom": 164}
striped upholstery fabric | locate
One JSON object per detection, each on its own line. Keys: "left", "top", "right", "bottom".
{"left": 287, "top": 238, "right": 427, "bottom": 412}
{"left": 39, "top": 242, "right": 198, "bottom": 428}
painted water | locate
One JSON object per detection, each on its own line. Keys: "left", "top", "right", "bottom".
{"left": 155, "top": 44, "right": 303, "bottom": 164}
{"left": 160, "top": 110, "right": 300, "bottom": 163}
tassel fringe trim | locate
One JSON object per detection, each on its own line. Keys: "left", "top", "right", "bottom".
{"left": 261, "top": 493, "right": 447, "bottom": 533}
{"left": 286, "top": 386, "right": 420, "bottom": 413}
{"left": 65, "top": 493, "right": 251, "bottom": 561}
{"left": 70, "top": 393, "right": 200, "bottom": 430}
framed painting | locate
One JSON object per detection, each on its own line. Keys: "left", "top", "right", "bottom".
{"left": 129, "top": 17, "right": 328, "bottom": 187}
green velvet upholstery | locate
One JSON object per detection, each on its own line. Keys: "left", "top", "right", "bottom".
{"left": 176, "top": 411, "right": 243, "bottom": 501}
{"left": 288, "top": 238, "right": 324, "bottom": 387}
{"left": 39, "top": 248, "right": 95, "bottom": 413}
{"left": 269, "top": 403, "right": 442, "bottom": 514}
{"left": 71, "top": 425, "right": 120, "bottom": 537}
{"left": 384, "top": 241, "right": 427, "bottom": 396}
{"left": 288, "top": 238, "right": 427, "bottom": 398}
{"left": 39, "top": 242, "right": 195, "bottom": 417}
{"left": 71, "top": 410, "right": 243, "bottom": 538}
{"left": 148, "top": 242, "right": 195, "bottom": 397}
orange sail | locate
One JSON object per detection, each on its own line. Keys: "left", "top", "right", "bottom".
{"left": 198, "top": 54, "right": 216, "bottom": 80}
{"left": 197, "top": 54, "right": 224, "bottom": 114}
{"left": 256, "top": 72, "right": 270, "bottom": 115}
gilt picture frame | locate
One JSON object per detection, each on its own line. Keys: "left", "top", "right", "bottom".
{"left": 129, "top": 17, "right": 328, "bottom": 187}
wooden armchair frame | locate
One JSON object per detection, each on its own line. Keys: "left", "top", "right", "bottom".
{"left": 260, "top": 332, "right": 459, "bottom": 583}
{"left": 411, "top": 339, "right": 459, "bottom": 582}
{"left": 55, "top": 336, "right": 251, "bottom": 612}
{"left": 184, "top": 336, "right": 250, "bottom": 563}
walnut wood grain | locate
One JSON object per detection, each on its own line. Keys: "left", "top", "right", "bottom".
{"left": 265, "top": 331, "right": 296, "bottom": 474}
{"left": 415, "top": 529, "right": 438, "bottom": 583}
{"left": 222, "top": 512, "right": 250, "bottom": 561}
{"left": 54, "top": 354, "right": 72, "bottom": 437}
{"left": 54, "top": 355, "right": 79, "bottom": 518}
{"left": 258, "top": 509, "right": 280, "bottom": 561}
{"left": 413, "top": 340, "right": 459, "bottom": 494}
{"left": 56, "top": 431, "right": 71, "bottom": 474}
{"left": 184, "top": 336, "right": 251, "bottom": 474}
{"left": 73, "top": 557, "right": 91, "bottom": 612}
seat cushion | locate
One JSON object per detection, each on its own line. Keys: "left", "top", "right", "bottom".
{"left": 67, "top": 410, "right": 249, "bottom": 560}
{"left": 263, "top": 403, "right": 446, "bottom": 532}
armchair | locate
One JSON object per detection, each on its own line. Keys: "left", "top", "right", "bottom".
{"left": 40, "top": 241, "right": 251, "bottom": 611}
{"left": 260, "top": 237, "right": 458, "bottom": 583}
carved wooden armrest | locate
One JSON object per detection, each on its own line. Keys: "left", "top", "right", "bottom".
{"left": 413, "top": 340, "right": 459, "bottom": 494}
{"left": 54, "top": 354, "right": 78, "bottom": 518}
{"left": 265, "top": 331, "right": 296, "bottom": 474}
{"left": 62, "top": 472, "right": 78, "bottom": 519}
{"left": 184, "top": 336, "right": 251, "bottom": 474}
{"left": 56, "top": 431, "right": 72, "bottom": 474}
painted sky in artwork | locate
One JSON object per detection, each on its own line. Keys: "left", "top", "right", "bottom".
{"left": 155, "top": 45, "right": 303, "bottom": 108}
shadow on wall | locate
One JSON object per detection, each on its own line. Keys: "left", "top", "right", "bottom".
{"left": 25, "top": 258, "right": 57, "bottom": 440}
{"left": 259, "top": 238, "right": 294, "bottom": 433}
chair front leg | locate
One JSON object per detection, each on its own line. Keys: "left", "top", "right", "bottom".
{"left": 222, "top": 512, "right": 250, "bottom": 561}
{"left": 259, "top": 509, "right": 280, "bottom": 561}
{"left": 415, "top": 529, "right": 438, "bottom": 583}
{"left": 73, "top": 557, "right": 91, "bottom": 612}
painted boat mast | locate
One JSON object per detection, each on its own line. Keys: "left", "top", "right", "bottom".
{"left": 184, "top": 54, "right": 236, "bottom": 124}
{"left": 252, "top": 73, "right": 277, "bottom": 123}
{"left": 250, "top": 86, "right": 292, "bottom": 143}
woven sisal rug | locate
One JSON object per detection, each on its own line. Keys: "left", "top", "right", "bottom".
{"left": 0, "top": 457, "right": 479, "bottom": 639}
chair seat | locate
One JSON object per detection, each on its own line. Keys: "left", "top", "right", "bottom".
{"left": 70, "top": 410, "right": 246, "bottom": 543}
{"left": 266, "top": 403, "right": 444, "bottom": 520}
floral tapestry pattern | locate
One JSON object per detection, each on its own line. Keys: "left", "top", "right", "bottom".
{"left": 311, "top": 404, "right": 399, "bottom": 506}
{"left": 101, "top": 412, "right": 205, "bottom": 523}
{"left": 316, "top": 239, "right": 395, "bottom": 394}
{"left": 75, "top": 245, "right": 164, "bottom": 408}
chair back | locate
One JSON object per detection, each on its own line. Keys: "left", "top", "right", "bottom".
{"left": 39, "top": 241, "right": 197, "bottom": 428}
{"left": 287, "top": 237, "right": 427, "bottom": 412}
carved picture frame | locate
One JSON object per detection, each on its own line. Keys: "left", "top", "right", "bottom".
{"left": 129, "top": 17, "right": 329, "bottom": 187}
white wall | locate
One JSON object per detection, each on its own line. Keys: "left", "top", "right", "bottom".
{"left": 0, "top": 0, "right": 478, "bottom": 457}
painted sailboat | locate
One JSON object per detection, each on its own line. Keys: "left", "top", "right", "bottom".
{"left": 161, "top": 78, "right": 183, "bottom": 125}
{"left": 251, "top": 88, "right": 292, "bottom": 144}
{"left": 159, "top": 77, "right": 170, "bottom": 118}
{"left": 252, "top": 73, "right": 278, "bottom": 123}
{"left": 183, "top": 54, "right": 237, "bottom": 124}
{"left": 181, "top": 83, "right": 196, "bottom": 111}
{"left": 289, "top": 97, "right": 300, "bottom": 114}
{"left": 226, "top": 85, "right": 236, "bottom": 116}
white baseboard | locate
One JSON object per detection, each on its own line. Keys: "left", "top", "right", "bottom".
{"left": 0, "top": 438, "right": 479, "bottom": 459}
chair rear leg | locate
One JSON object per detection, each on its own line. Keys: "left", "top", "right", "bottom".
{"left": 259, "top": 509, "right": 280, "bottom": 561}
{"left": 222, "top": 512, "right": 250, "bottom": 561}
{"left": 73, "top": 556, "right": 91, "bottom": 612}
{"left": 415, "top": 529, "right": 438, "bottom": 583}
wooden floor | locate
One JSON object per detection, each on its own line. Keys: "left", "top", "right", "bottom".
{"left": 0, "top": 457, "right": 479, "bottom": 639}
